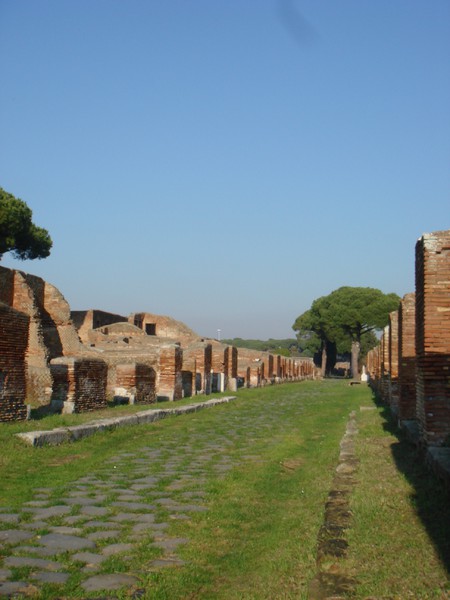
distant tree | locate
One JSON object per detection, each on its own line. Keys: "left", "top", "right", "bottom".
{"left": 0, "top": 187, "right": 52, "bottom": 261}
{"left": 293, "top": 287, "right": 400, "bottom": 378}
{"left": 325, "top": 287, "right": 400, "bottom": 376}
{"left": 292, "top": 298, "right": 341, "bottom": 376}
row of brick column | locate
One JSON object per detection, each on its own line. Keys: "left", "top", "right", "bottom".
{"left": 367, "top": 229, "right": 450, "bottom": 447}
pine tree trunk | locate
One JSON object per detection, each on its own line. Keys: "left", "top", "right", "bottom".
{"left": 351, "top": 340, "right": 360, "bottom": 379}
{"left": 321, "top": 344, "right": 327, "bottom": 377}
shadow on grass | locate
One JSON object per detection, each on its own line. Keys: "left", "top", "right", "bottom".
{"left": 371, "top": 390, "right": 450, "bottom": 575}
{"left": 29, "top": 404, "right": 54, "bottom": 420}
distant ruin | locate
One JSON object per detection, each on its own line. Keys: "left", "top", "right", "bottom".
{"left": 0, "top": 265, "right": 316, "bottom": 421}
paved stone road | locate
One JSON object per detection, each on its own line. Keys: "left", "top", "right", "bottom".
{"left": 0, "top": 394, "right": 288, "bottom": 598}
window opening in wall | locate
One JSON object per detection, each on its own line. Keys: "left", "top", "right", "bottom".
{"left": 146, "top": 323, "right": 157, "bottom": 336}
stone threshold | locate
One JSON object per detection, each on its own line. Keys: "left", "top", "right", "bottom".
{"left": 16, "top": 396, "right": 237, "bottom": 447}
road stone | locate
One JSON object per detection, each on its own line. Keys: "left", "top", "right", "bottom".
{"left": 37, "top": 533, "right": 95, "bottom": 551}
{"left": 0, "top": 581, "right": 34, "bottom": 596}
{"left": 81, "top": 573, "right": 139, "bottom": 592}
{"left": 4, "top": 556, "right": 62, "bottom": 571}
{"left": 0, "top": 530, "right": 35, "bottom": 545}
{"left": 32, "top": 571, "right": 70, "bottom": 584}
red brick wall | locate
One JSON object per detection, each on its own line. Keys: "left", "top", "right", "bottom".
{"left": 115, "top": 363, "right": 156, "bottom": 404}
{"left": 0, "top": 266, "right": 14, "bottom": 306}
{"left": 415, "top": 230, "right": 450, "bottom": 446}
{"left": 159, "top": 345, "right": 183, "bottom": 400}
{"left": 0, "top": 303, "right": 29, "bottom": 421}
{"left": 398, "top": 293, "right": 416, "bottom": 421}
{"left": 388, "top": 311, "right": 399, "bottom": 412}
{"left": 50, "top": 357, "right": 107, "bottom": 413}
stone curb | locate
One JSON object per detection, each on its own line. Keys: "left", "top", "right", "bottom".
{"left": 15, "top": 396, "right": 237, "bottom": 447}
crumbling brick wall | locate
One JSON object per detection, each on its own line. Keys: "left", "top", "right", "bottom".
{"left": 415, "top": 230, "right": 450, "bottom": 446}
{"left": 398, "top": 293, "right": 416, "bottom": 421}
{"left": 71, "top": 310, "right": 127, "bottom": 345}
{"left": 0, "top": 267, "right": 85, "bottom": 404}
{"left": 0, "top": 303, "right": 29, "bottom": 421}
{"left": 183, "top": 342, "right": 212, "bottom": 395}
{"left": 50, "top": 357, "right": 108, "bottom": 413}
{"left": 115, "top": 363, "right": 156, "bottom": 404}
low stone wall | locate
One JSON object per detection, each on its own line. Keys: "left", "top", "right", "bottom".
{"left": 16, "top": 396, "right": 237, "bottom": 447}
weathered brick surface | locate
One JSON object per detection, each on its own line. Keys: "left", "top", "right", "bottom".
{"left": 0, "top": 267, "right": 85, "bottom": 403}
{"left": 224, "top": 345, "right": 238, "bottom": 389}
{"left": 158, "top": 345, "right": 183, "bottom": 400}
{"left": 50, "top": 357, "right": 107, "bottom": 413}
{"left": 0, "top": 303, "right": 29, "bottom": 421}
{"left": 71, "top": 310, "right": 127, "bottom": 344}
{"left": 415, "top": 230, "right": 450, "bottom": 446}
{"left": 398, "top": 293, "right": 416, "bottom": 421}
{"left": 388, "top": 310, "right": 399, "bottom": 413}
{"left": 129, "top": 312, "right": 199, "bottom": 345}
{"left": 115, "top": 363, "right": 156, "bottom": 404}
{"left": 183, "top": 342, "right": 212, "bottom": 395}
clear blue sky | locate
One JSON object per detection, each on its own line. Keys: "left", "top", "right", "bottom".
{"left": 1, "top": 1, "right": 449, "bottom": 339}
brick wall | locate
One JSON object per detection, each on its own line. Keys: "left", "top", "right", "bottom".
{"left": 0, "top": 303, "right": 29, "bottom": 421}
{"left": 158, "top": 345, "right": 183, "bottom": 400}
{"left": 398, "top": 293, "right": 416, "bottom": 421}
{"left": 183, "top": 342, "right": 212, "bottom": 395}
{"left": 415, "top": 230, "right": 450, "bottom": 446}
{"left": 115, "top": 363, "right": 156, "bottom": 404}
{"left": 50, "top": 357, "right": 107, "bottom": 413}
{"left": 388, "top": 310, "right": 399, "bottom": 413}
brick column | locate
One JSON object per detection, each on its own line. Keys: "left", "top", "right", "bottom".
{"left": 415, "top": 230, "right": 450, "bottom": 446}
{"left": 388, "top": 311, "right": 399, "bottom": 413}
{"left": 158, "top": 345, "right": 183, "bottom": 401}
{"left": 398, "top": 293, "right": 416, "bottom": 421}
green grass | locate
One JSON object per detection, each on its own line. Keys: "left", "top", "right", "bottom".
{"left": 0, "top": 381, "right": 449, "bottom": 598}
{"left": 346, "top": 399, "right": 450, "bottom": 599}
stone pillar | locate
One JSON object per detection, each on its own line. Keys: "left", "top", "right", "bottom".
{"left": 415, "top": 230, "right": 450, "bottom": 446}
{"left": 398, "top": 293, "right": 416, "bottom": 422}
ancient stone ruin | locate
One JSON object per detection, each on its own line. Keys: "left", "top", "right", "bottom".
{"left": 367, "top": 229, "right": 450, "bottom": 451}
{"left": 0, "top": 265, "right": 317, "bottom": 421}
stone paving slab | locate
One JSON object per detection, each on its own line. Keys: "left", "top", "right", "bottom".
{"left": 33, "top": 571, "right": 69, "bottom": 584}
{"left": 0, "top": 581, "right": 33, "bottom": 597}
{"left": 81, "top": 573, "right": 139, "bottom": 592}
{"left": 0, "top": 530, "right": 35, "bottom": 545}
{"left": 37, "top": 533, "right": 96, "bottom": 551}
{"left": 4, "top": 556, "right": 62, "bottom": 571}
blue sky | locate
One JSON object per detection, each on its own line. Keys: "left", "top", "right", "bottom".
{"left": 1, "top": 1, "right": 449, "bottom": 339}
